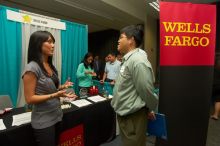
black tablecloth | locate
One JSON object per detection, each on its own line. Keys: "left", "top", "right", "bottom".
{"left": 0, "top": 99, "right": 116, "bottom": 146}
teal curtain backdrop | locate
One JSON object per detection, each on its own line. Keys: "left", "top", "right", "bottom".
{"left": 0, "top": 6, "right": 22, "bottom": 106}
{"left": 61, "top": 20, "right": 88, "bottom": 94}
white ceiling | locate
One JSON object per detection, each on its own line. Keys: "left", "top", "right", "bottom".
{"left": 0, "top": 0, "right": 146, "bottom": 32}
{"left": 0, "top": 0, "right": 219, "bottom": 32}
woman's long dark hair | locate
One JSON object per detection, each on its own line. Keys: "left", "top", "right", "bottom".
{"left": 27, "top": 31, "right": 58, "bottom": 76}
{"left": 82, "top": 52, "right": 94, "bottom": 69}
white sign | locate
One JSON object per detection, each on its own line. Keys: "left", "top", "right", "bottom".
{"left": 0, "top": 119, "right": 6, "bottom": 130}
{"left": 6, "top": 9, "right": 66, "bottom": 30}
{"left": 12, "top": 112, "right": 32, "bottom": 126}
{"left": 71, "top": 99, "right": 92, "bottom": 107}
{"left": 87, "top": 95, "right": 107, "bottom": 102}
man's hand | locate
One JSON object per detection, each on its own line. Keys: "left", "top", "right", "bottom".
{"left": 147, "top": 111, "right": 156, "bottom": 120}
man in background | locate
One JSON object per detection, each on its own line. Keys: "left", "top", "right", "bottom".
{"left": 100, "top": 52, "right": 121, "bottom": 85}
{"left": 93, "top": 55, "right": 102, "bottom": 80}
{"left": 116, "top": 53, "right": 123, "bottom": 62}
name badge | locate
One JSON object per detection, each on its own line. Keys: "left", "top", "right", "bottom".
{"left": 120, "top": 66, "right": 125, "bottom": 73}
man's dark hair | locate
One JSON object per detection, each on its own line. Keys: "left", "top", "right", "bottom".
{"left": 120, "top": 24, "right": 144, "bottom": 47}
{"left": 108, "top": 52, "right": 116, "bottom": 57}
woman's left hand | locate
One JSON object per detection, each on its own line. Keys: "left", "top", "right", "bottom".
{"left": 63, "top": 91, "right": 77, "bottom": 100}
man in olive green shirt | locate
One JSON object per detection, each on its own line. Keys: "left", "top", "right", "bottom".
{"left": 111, "top": 25, "right": 158, "bottom": 146}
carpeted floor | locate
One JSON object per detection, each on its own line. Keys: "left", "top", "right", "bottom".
{"left": 100, "top": 135, "right": 156, "bottom": 146}
{"left": 101, "top": 109, "right": 220, "bottom": 146}
{"left": 206, "top": 110, "right": 220, "bottom": 146}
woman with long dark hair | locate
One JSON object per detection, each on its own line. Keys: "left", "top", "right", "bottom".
{"left": 76, "top": 52, "right": 96, "bottom": 96}
{"left": 22, "top": 31, "right": 77, "bottom": 146}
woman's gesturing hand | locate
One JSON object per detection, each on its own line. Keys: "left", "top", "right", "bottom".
{"left": 56, "top": 90, "right": 77, "bottom": 100}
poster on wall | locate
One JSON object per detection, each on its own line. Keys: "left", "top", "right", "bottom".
{"left": 160, "top": 2, "right": 216, "bottom": 66}
{"left": 158, "top": 2, "right": 216, "bottom": 146}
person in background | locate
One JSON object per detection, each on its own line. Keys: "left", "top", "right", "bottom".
{"left": 93, "top": 55, "right": 102, "bottom": 80}
{"left": 23, "top": 31, "right": 77, "bottom": 146}
{"left": 76, "top": 52, "right": 96, "bottom": 95}
{"left": 116, "top": 53, "right": 123, "bottom": 62}
{"left": 105, "top": 55, "right": 109, "bottom": 63}
{"left": 211, "top": 59, "right": 220, "bottom": 120}
{"left": 100, "top": 52, "right": 121, "bottom": 85}
{"left": 111, "top": 25, "right": 158, "bottom": 146}
{"left": 101, "top": 55, "right": 109, "bottom": 80}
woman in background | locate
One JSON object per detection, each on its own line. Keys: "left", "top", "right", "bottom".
{"left": 77, "top": 52, "right": 96, "bottom": 96}
{"left": 23, "top": 31, "right": 77, "bottom": 146}
{"left": 211, "top": 59, "right": 220, "bottom": 120}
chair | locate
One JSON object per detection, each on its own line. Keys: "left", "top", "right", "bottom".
{"left": 0, "top": 95, "right": 13, "bottom": 110}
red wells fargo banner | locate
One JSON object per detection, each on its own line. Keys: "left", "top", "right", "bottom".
{"left": 58, "top": 124, "right": 84, "bottom": 146}
{"left": 160, "top": 2, "right": 216, "bottom": 66}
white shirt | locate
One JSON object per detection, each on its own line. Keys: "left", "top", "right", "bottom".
{"left": 105, "top": 60, "right": 121, "bottom": 80}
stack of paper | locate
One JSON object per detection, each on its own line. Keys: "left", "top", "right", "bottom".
{"left": 71, "top": 99, "right": 92, "bottom": 107}
{"left": 0, "top": 119, "right": 6, "bottom": 130}
{"left": 12, "top": 112, "right": 31, "bottom": 126}
{"left": 147, "top": 113, "right": 167, "bottom": 140}
{"left": 87, "top": 95, "right": 106, "bottom": 102}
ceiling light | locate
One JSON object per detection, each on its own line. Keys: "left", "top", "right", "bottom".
{"left": 149, "top": 3, "right": 160, "bottom": 11}
{"left": 153, "top": 2, "right": 159, "bottom": 8}
{"left": 149, "top": 0, "right": 160, "bottom": 12}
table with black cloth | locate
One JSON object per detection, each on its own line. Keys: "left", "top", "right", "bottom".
{"left": 0, "top": 99, "right": 116, "bottom": 146}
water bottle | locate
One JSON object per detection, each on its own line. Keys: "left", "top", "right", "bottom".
{"left": 102, "top": 87, "right": 109, "bottom": 99}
